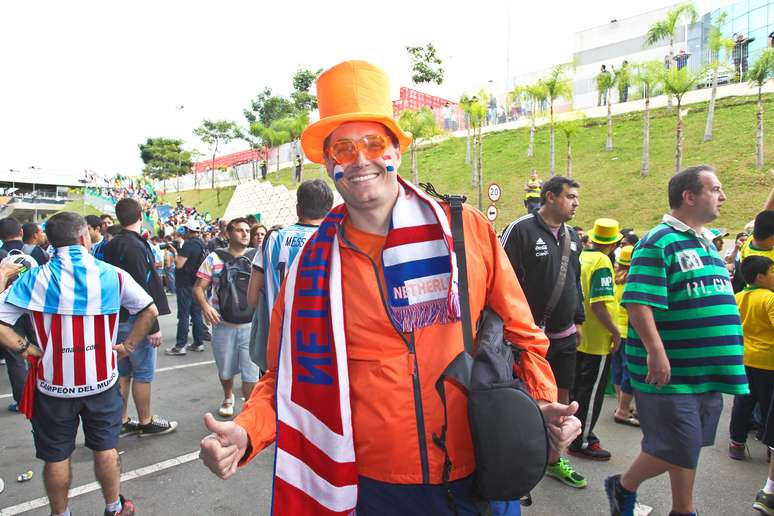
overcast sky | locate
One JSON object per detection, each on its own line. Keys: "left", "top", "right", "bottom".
{"left": 0, "top": 0, "right": 724, "bottom": 177}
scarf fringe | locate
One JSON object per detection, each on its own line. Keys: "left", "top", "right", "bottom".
{"left": 392, "top": 299, "right": 459, "bottom": 333}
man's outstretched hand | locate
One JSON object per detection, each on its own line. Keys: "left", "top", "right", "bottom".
{"left": 200, "top": 413, "right": 249, "bottom": 480}
{"left": 538, "top": 401, "right": 582, "bottom": 453}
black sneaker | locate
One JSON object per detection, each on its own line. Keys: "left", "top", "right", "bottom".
{"left": 605, "top": 474, "right": 637, "bottom": 516}
{"left": 754, "top": 489, "right": 774, "bottom": 515}
{"left": 570, "top": 441, "right": 612, "bottom": 461}
{"left": 119, "top": 418, "right": 140, "bottom": 438}
{"left": 186, "top": 343, "right": 205, "bottom": 352}
{"left": 203, "top": 331, "right": 212, "bottom": 342}
{"left": 138, "top": 416, "right": 178, "bottom": 437}
{"left": 104, "top": 494, "right": 136, "bottom": 516}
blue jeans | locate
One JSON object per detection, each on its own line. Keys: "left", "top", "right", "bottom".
{"left": 176, "top": 284, "right": 204, "bottom": 348}
{"left": 117, "top": 321, "right": 156, "bottom": 382}
{"left": 356, "top": 475, "right": 521, "bottom": 515}
{"left": 610, "top": 341, "right": 632, "bottom": 395}
{"left": 165, "top": 268, "right": 176, "bottom": 294}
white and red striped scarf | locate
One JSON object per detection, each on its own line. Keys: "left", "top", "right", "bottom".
{"left": 272, "top": 178, "right": 459, "bottom": 514}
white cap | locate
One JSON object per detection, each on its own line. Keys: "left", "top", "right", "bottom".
{"left": 185, "top": 219, "right": 202, "bottom": 232}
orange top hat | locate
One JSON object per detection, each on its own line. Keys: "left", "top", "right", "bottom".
{"left": 300, "top": 60, "right": 412, "bottom": 164}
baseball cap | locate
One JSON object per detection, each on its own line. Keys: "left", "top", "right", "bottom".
{"left": 185, "top": 220, "right": 203, "bottom": 232}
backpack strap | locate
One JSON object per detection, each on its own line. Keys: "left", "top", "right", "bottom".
{"left": 212, "top": 248, "right": 235, "bottom": 263}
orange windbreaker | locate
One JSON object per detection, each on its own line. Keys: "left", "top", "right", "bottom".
{"left": 235, "top": 204, "right": 556, "bottom": 484}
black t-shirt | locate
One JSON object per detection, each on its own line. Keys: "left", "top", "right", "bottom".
{"left": 175, "top": 237, "right": 205, "bottom": 287}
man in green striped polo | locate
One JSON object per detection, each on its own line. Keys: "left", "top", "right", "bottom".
{"left": 605, "top": 165, "right": 749, "bottom": 516}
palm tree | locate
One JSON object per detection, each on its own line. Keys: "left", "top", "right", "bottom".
{"left": 704, "top": 12, "right": 735, "bottom": 142}
{"left": 516, "top": 82, "right": 547, "bottom": 157}
{"left": 271, "top": 112, "right": 309, "bottom": 181}
{"left": 748, "top": 49, "right": 774, "bottom": 168}
{"left": 398, "top": 107, "right": 438, "bottom": 184}
{"left": 644, "top": 2, "right": 699, "bottom": 112}
{"left": 662, "top": 66, "right": 705, "bottom": 174}
{"left": 542, "top": 64, "right": 573, "bottom": 176}
{"left": 634, "top": 61, "right": 664, "bottom": 177}
{"left": 463, "top": 97, "right": 487, "bottom": 208}
{"left": 557, "top": 114, "right": 586, "bottom": 177}
{"left": 596, "top": 69, "right": 616, "bottom": 151}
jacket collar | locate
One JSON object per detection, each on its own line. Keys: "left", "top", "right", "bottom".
{"left": 662, "top": 214, "right": 715, "bottom": 249}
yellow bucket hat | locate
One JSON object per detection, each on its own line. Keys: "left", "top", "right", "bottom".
{"left": 588, "top": 218, "right": 623, "bottom": 245}
{"left": 300, "top": 60, "right": 413, "bottom": 164}
{"left": 618, "top": 245, "right": 634, "bottom": 266}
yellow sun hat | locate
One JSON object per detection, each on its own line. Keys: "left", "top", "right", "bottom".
{"left": 300, "top": 60, "right": 413, "bottom": 164}
{"left": 588, "top": 218, "right": 624, "bottom": 245}
{"left": 618, "top": 245, "right": 634, "bottom": 266}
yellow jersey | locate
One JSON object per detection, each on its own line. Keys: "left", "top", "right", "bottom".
{"left": 735, "top": 287, "right": 774, "bottom": 371}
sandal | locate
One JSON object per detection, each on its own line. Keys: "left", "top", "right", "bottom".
{"left": 613, "top": 411, "right": 640, "bottom": 427}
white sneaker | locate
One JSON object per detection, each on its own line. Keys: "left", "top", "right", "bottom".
{"left": 218, "top": 395, "right": 235, "bottom": 417}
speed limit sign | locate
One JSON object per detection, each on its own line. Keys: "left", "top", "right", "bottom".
{"left": 488, "top": 183, "right": 502, "bottom": 203}
{"left": 486, "top": 204, "right": 498, "bottom": 221}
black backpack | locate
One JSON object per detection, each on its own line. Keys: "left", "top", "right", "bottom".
{"left": 213, "top": 248, "right": 256, "bottom": 324}
{"left": 184, "top": 238, "right": 207, "bottom": 283}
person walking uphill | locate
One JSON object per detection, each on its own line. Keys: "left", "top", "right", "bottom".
{"left": 0, "top": 211, "right": 159, "bottom": 516}
{"left": 199, "top": 60, "right": 581, "bottom": 515}
{"left": 606, "top": 166, "right": 749, "bottom": 516}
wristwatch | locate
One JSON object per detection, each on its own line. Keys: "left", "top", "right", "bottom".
{"left": 17, "top": 337, "right": 32, "bottom": 355}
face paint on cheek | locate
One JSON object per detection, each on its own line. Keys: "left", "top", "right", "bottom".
{"left": 334, "top": 165, "right": 344, "bottom": 181}
{"left": 383, "top": 156, "right": 395, "bottom": 173}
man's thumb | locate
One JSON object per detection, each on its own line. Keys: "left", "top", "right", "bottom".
{"left": 563, "top": 401, "right": 579, "bottom": 416}
{"left": 203, "top": 412, "right": 229, "bottom": 436}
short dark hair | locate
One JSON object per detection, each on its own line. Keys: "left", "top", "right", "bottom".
{"left": 736, "top": 231, "right": 748, "bottom": 240}
{"left": 107, "top": 224, "right": 123, "bottom": 237}
{"left": 572, "top": 225, "right": 584, "bottom": 232}
{"left": 540, "top": 176, "right": 580, "bottom": 204}
{"left": 22, "top": 222, "right": 39, "bottom": 244}
{"left": 115, "top": 198, "right": 143, "bottom": 227}
{"left": 624, "top": 232, "right": 639, "bottom": 246}
{"left": 226, "top": 217, "right": 250, "bottom": 234}
{"left": 753, "top": 211, "right": 774, "bottom": 241}
{"left": 45, "top": 212, "right": 87, "bottom": 248}
{"left": 245, "top": 214, "right": 258, "bottom": 226}
{"left": 297, "top": 179, "right": 334, "bottom": 220}
{"left": 99, "top": 214, "right": 113, "bottom": 222}
{"left": 85, "top": 214, "right": 102, "bottom": 229}
{"left": 668, "top": 165, "right": 714, "bottom": 209}
{"left": 0, "top": 218, "right": 22, "bottom": 241}
{"left": 741, "top": 255, "right": 774, "bottom": 285}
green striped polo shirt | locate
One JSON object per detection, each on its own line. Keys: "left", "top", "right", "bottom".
{"left": 621, "top": 216, "right": 748, "bottom": 395}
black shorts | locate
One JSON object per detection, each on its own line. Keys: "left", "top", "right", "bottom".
{"left": 546, "top": 334, "right": 578, "bottom": 390}
{"left": 635, "top": 390, "right": 722, "bottom": 469}
{"left": 31, "top": 384, "right": 122, "bottom": 462}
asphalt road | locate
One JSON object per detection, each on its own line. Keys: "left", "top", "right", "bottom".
{"left": 0, "top": 298, "right": 769, "bottom": 515}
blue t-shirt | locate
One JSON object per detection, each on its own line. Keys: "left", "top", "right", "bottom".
{"left": 252, "top": 223, "right": 318, "bottom": 315}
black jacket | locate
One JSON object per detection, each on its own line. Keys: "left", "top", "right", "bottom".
{"left": 102, "top": 229, "right": 170, "bottom": 333}
{"left": 500, "top": 212, "right": 584, "bottom": 334}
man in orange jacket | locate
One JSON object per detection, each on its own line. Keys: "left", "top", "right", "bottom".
{"left": 199, "top": 60, "right": 581, "bottom": 515}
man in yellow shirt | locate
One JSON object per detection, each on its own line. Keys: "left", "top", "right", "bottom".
{"left": 523, "top": 169, "right": 542, "bottom": 213}
{"left": 612, "top": 246, "right": 638, "bottom": 427}
{"left": 570, "top": 218, "right": 622, "bottom": 461}
{"left": 730, "top": 255, "right": 774, "bottom": 514}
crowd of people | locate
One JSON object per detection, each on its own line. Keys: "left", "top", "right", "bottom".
{"left": 0, "top": 59, "right": 772, "bottom": 516}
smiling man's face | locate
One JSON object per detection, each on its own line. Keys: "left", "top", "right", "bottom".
{"left": 324, "top": 121, "right": 402, "bottom": 214}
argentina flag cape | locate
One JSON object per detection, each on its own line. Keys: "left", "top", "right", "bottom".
{"left": 272, "top": 177, "right": 459, "bottom": 515}
{"left": 7, "top": 245, "right": 122, "bottom": 315}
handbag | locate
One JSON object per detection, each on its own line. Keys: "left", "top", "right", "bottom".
{"left": 423, "top": 185, "right": 549, "bottom": 508}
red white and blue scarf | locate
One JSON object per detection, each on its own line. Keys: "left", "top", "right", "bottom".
{"left": 272, "top": 177, "right": 459, "bottom": 514}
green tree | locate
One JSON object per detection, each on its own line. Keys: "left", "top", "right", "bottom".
{"left": 291, "top": 67, "right": 322, "bottom": 113}
{"left": 662, "top": 66, "right": 705, "bottom": 174}
{"left": 406, "top": 43, "right": 444, "bottom": 85}
{"left": 398, "top": 107, "right": 439, "bottom": 184}
{"left": 243, "top": 87, "right": 296, "bottom": 126}
{"left": 596, "top": 69, "right": 616, "bottom": 151}
{"left": 257, "top": 124, "right": 291, "bottom": 175}
{"left": 138, "top": 137, "right": 192, "bottom": 192}
{"left": 514, "top": 82, "right": 547, "bottom": 158}
{"left": 644, "top": 2, "right": 699, "bottom": 111}
{"left": 542, "top": 64, "right": 573, "bottom": 176}
{"left": 704, "top": 12, "right": 735, "bottom": 142}
{"left": 634, "top": 61, "right": 664, "bottom": 177}
{"left": 616, "top": 62, "right": 632, "bottom": 104}
{"left": 193, "top": 119, "right": 240, "bottom": 201}
{"left": 748, "top": 49, "right": 774, "bottom": 168}
{"left": 557, "top": 115, "right": 585, "bottom": 177}
{"left": 271, "top": 112, "right": 309, "bottom": 181}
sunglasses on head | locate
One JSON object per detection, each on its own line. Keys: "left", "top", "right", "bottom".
{"left": 328, "top": 134, "right": 388, "bottom": 165}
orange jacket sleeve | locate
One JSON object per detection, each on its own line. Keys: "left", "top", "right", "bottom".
{"left": 234, "top": 284, "right": 285, "bottom": 465}
{"left": 476, "top": 209, "right": 557, "bottom": 402}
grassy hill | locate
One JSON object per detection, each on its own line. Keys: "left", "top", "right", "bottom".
{"left": 401, "top": 93, "right": 774, "bottom": 235}
{"left": 159, "top": 93, "right": 774, "bottom": 231}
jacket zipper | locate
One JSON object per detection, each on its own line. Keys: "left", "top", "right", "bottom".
{"left": 339, "top": 228, "right": 431, "bottom": 484}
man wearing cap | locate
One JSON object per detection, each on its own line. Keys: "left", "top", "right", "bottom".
{"left": 167, "top": 219, "right": 207, "bottom": 356}
{"left": 569, "top": 218, "right": 622, "bottom": 461}
{"left": 606, "top": 166, "right": 748, "bottom": 516}
{"left": 200, "top": 60, "right": 580, "bottom": 515}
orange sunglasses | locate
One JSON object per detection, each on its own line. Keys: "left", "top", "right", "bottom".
{"left": 328, "top": 134, "right": 388, "bottom": 165}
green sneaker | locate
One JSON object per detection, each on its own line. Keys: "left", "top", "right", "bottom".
{"left": 546, "top": 457, "right": 587, "bottom": 488}
{"left": 753, "top": 489, "right": 774, "bottom": 515}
